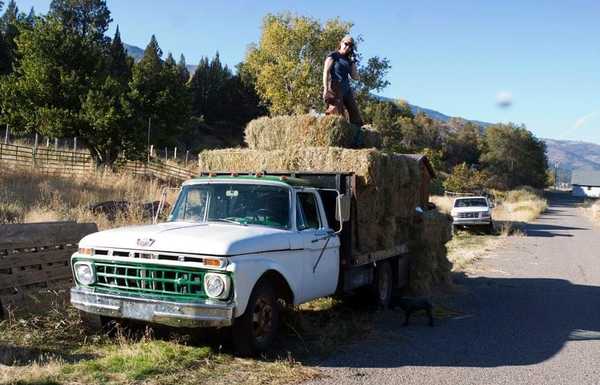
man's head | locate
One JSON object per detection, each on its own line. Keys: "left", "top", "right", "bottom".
{"left": 339, "top": 35, "right": 355, "bottom": 56}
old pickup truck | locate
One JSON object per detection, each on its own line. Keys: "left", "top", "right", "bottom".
{"left": 71, "top": 173, "right": 412, "bottom": 355}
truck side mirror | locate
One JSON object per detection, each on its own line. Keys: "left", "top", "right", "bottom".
{"left": 335, "top": 194, "right": 351, "bottom": 222}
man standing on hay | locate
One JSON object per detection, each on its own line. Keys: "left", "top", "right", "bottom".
{"left": 322, "top": 35, "right": 363, "bottom": 126}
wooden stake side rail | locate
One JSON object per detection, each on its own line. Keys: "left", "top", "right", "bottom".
{"left": 0, "top": 222, "right": 98, "bottom": 314}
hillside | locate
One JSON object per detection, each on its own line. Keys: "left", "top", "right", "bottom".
{"left": 125, "top": 43, "right": 197, "bottom": 74}
{"left": 543, "top": 139, "right": 600, "bottom": 171}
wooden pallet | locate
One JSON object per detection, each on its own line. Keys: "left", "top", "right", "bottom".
{"left": 0, "top": 221, "right": 98, "bottom": 316}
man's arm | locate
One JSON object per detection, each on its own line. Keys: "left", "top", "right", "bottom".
{"left": 323, "top": 57, "right": 334, "bottom": 95}
{"left": 350, "top": 61, "right": 359, "bottom": 81}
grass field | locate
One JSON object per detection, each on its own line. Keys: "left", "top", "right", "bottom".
{"left": 0, "top": 291, "right": 380, "bottom": 385}
{"left": 0, "top": 166, "right": 178, "bottom": 229}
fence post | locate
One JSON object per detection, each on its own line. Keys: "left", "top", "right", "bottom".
{"left": 4, "top": 124, "right": 8, "bottom": 144}
{"left": 185, "top": 151, "right": 189, "bottom": 167}
{"left": 46, "top": 137, "right": 50, "bottom": 147}
{"left": 73, "top": 137, "right": 77, "bottom": 152}
{"left": 164, "top": 147, "right": 167, "bottom": 162}
{"left": 54, "top": 138, "right": 58, "bottom": 151}
{"left": 174, "top": 147, "right": 177, "bottom": 161}
{"left": 33, "top": 133, "right": 38, "bottom": 167}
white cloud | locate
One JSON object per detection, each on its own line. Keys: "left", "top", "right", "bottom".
{"left": 573, "top": 111, "right": 598, "bottom": 130}
{"left": 496, "top": 91, "right": 512, "bottom": 108}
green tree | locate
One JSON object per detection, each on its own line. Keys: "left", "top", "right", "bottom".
{"left": 244, "top": 13, "right": 390, "bottom": 115}
{"left": 443, "top": 121, "right": 481, "bottom": 169}
{"left": 108, "top": 25, "right": 132, "bottom": 85}
{"left": 189, "top": 52, "right": 232, "bottom": 123}
{"left": 443, "top": 163, "right": 490, "bottom": 193}
{"left": 129, "top": 35, "right": 190, "bottom": 147}
{"left": 480, "top": 123, "right": 548, "bottom": 189}
{"left": 177, "top": 53, "right": 189, "bottom": 83}
{"left": 0, "top": 0, "right": 21, "bottom": 74}
{"left": 0, "top": 1, "right": 143, "bottom": 166}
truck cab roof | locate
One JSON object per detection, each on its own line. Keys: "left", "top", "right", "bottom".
{"left": 186, "top": 175, "right": 315, "bottom": 188}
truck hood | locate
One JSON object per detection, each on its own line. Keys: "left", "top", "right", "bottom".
{"left": 79, "top": 222, "right": 292, "bottom": 256}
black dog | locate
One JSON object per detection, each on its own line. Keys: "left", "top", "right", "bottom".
{"left": 391, "top": 296, "right": 434, "bottom": 327}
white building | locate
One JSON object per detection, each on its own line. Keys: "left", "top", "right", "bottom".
{"left": 571, "top": 170, "right": 600, "bottom": 198}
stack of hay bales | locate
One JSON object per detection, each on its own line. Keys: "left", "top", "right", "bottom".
{"left": 409, "top": 210, "right": 453, "bottom": 292}
{"left": 198, "top": 114, "right": 452, "bottom": 291}
{"left": 199, "top": 146, "right": 421, "bottom": 254}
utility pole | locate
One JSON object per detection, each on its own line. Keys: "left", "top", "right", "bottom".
{"left": 554, "top": 162, "right": 559, "bottom": 190}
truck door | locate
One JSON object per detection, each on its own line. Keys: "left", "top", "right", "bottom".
{"left": 296, "top": 190, "right": 340, "bottom": 301}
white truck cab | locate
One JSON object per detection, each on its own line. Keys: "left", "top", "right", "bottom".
{"left": 71, "top": 174, "right": 409, "bottom": 355}
{"left": 450, "top": 195, "right": 494, "bottom": 233}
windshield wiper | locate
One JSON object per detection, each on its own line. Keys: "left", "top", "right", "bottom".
{"left": 210, "top": 218, "right": 248, "bottom": 226}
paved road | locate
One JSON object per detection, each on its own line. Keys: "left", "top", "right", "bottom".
{"left": 304, "top": 192, "right": 600, "bottom": 385}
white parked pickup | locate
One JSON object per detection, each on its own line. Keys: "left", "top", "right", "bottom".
{"left": 71, "top": 173, "right": 413, "bottom": 355}
{"left": 450, "top": 196, "right": 494, "bottom": 233}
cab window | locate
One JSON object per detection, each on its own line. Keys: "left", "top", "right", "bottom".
{"left": 296, "top": 192, "right": 321, "bottom": 230}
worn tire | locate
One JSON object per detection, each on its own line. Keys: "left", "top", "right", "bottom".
{"left": 232, "top": 279, "right": 280, "bottom": 356}
{"left": 372, "top": 260, "right": 393, "bottom": 309}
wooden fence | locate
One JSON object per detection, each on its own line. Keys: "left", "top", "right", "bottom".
{"left": 0, "top": 221, "right": 98, "bottom": 315}
{"left": 0, "top": 142, "right": 197, "bottom": 182}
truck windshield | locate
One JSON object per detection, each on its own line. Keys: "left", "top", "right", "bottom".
{"left": 169, "top": 183, "right": 291, "bottom": 229}
{"left": 454, "top": 198, "right": 488, "bottom": 207}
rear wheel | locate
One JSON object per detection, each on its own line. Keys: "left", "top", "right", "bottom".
{"left": 372, "top": 260, "right": 393, "bottom": 309}
{"left": 232, "top": 280, "right": 280, "bottom": 356}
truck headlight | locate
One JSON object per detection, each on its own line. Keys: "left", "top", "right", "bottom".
{"left": 204, "top": 273, "right": 230, "bottom": 299}
{"left": 74, "top": 262, "right": 95, "bottom": 285}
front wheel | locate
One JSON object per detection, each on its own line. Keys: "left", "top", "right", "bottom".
{"left": 232, "top": 280, "right": 280, "bottom": 356}
{"left": 372, "top": 260, "right": 393, "bottom": 309}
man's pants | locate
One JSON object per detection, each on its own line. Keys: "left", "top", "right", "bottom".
{"left": 325, "top": 83, "right": 363, "bottom": 126}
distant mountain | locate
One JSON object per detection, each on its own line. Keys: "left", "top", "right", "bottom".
{"left": 543, "top": 139, "right": 600, "bottom": 171}
{"left": 124, "top": 43, "right": 197, "bottom": 74}
{"left": 124, "top": 43, "right": 144, "bottom": 61}
{"left": 380, "top": 96, "right": 600, "bottom": 174}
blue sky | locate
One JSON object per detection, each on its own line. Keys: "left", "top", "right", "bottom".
{"left": 10, "top": 0, "right": 600, "bottom": 143}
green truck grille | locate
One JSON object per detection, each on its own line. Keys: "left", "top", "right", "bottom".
{"left": 91, "top": 261, "right": 207, "bottom": 299}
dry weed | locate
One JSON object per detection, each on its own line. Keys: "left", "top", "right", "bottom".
{"left": 0, "top": 165, "right": 178, "bottom": 229}
{"left": 584, "top": 200, "right": 600, "bottom": 224}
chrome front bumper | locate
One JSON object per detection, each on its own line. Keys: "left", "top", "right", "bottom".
{"left": 452, "top": 218, "right": 492, "bottom": 226}
{"left": 71, "top": 287, "right": 234, "bottom": 327}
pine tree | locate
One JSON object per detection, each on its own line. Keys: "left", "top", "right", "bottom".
{"left": 177, "top": 54, "right": 189, "bottom": 83}
{"left": 130, "top": 35, "right": 190, "bottom": 147}
{"left": 49, "top": 0, "right": 111, "bottom": 40}
{"left": 108, "top": 26, "right": 132, "bottom": 85}
{"left": 0, "top": 0, "right": 18, "bottom": 74}
{"left": 0, "top": 0, "right": 144, "bottom": 166}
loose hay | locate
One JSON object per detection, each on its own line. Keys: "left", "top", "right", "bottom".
{"left": 199, "top": 146, "right": 421, "bottom": 254}
{"left": 244, "top": 114, "right": 382, "bottom": 150}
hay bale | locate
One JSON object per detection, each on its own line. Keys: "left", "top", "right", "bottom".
{"left": 409, "top": 210, "right": 453, "bottom": 293}
{"left": 198, "top": 146, "right": 421, "bottom": 254}
{"left": 358, "top": 125, "right": 383, "bottom": 148}
{"left": 245, "top": 115, "right": 359, "bottom": 150}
